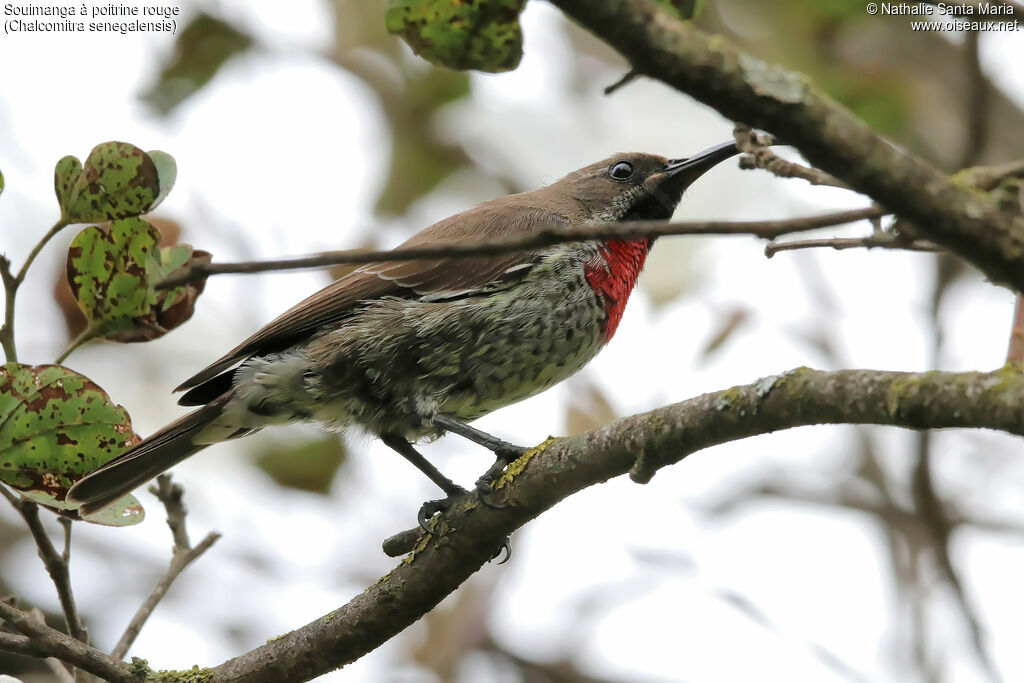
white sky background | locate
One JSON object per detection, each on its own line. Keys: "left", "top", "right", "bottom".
{"left": 2, "top": 2, "right": 1024, "bottom": 682}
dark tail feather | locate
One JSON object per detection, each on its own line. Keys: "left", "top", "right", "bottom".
{"left": 67, "top": 402, "right": 223, "bottom": 516}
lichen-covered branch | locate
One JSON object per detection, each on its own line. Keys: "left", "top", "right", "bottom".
{"left": 548, "top": 0, "right": 1024, "bottom": 293}
{"left": 0, "top": 601, "right": 135, "bottom": 683}
{"left": 207, "top": 366, "right": 1024, "bottom": 682}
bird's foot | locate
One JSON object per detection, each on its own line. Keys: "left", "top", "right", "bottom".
{"left": 417, "top": 487, "right": 467, "bottom": 534}
{"left": 415, "top": 488, "right": 512, "bottom": 564}
{"left": 474, "top": 444, "right": 530, "bottom": 509}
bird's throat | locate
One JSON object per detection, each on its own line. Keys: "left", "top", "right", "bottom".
{"left": 584, "top": 239, "right": 653, "bottom": 343}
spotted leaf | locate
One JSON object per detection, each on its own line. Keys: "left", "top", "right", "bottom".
{"left": 66, "top": 218, "right": 209, "bottom": 342}
{"left": 385, "top": 0, "right": 527, "bottom": 73}
{"left": 0, "top": 363, "right": 144, "bottom": 526}
{"left": 56, "top": 142, "right": 176, "bottom": 223}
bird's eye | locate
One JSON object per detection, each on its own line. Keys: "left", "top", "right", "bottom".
{"left": 609, "top": 161, "right": 634, "bottom": 181}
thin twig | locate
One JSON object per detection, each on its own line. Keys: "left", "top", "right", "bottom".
{"left": 1008, "top": 297, "right": 1024, "bottom": 366}
{"left": 157, "top": 207, "right": 886, "bottom": 288}
{"left": 734, "top": 123, "right": 852, "bottom": 190}
{"left": 111, "top": 475, "right": 221, "bottom": 660}
{"left": 0, "top": 219, "right": 71, "bottom": 363}
{"left": 3, "top": 495, "right": 88, "bottom": 644}
{"left": 960, "top": 30, "right": 990, "bottom": 169}
{"left": 604, "top": 69, "right": 639, "bottom": 94}
{"left": 55, "top": 327, "right": 97, "bottom": 365}
{"left": 0, "top": 602, "right": 135, "bottom": 683}
{"left": 0, "top": 255, "right": 17, "bottom": 363}
{"left": 766, "top": 233, "right": 939, "bottom": 258}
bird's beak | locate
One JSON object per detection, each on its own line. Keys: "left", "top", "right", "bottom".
{"left": 661, "top": 141, "right": 741, "bottom": 186}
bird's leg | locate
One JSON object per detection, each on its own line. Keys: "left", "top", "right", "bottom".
{"left": 381, "top": 432, "right": 513, "bottom": 563}
{"left": 381, "top": 433, "right": 466, "bottom": 532}
{"left": 430, "top": 414, "right": 529, "bottom": 507}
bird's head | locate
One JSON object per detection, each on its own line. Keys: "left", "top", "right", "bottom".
{"left": 555, "top": 141, "right": 740, "bottom": 222}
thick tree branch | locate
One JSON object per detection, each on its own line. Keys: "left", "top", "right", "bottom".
{"left": 157, "top": 209, "right": 884, "bottom": 288}
{"left": 207, "top": 366, "right": 1024, "bottom": 682}
{"left": 547, "top": 0, "right": 1024, "bottom": 293}
{"left": 1, "top": 491, "right": 88, "bottom": 644}
{"left": 0, "top": 602, "right": 136, "bottom": 683}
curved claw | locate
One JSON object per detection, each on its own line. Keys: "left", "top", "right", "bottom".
{"left": 493, "top": 536, "right": 512, "bottom": 564}
{"left": 417, "top": 498, "right": 449, "bottom": 534}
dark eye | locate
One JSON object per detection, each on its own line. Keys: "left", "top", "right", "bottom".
{"left": 609, "top": 161, "right": 634, "bottom": 181}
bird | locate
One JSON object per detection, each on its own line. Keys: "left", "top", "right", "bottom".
{"left": 67, "top": 141, "right": 741, "bottom": 527}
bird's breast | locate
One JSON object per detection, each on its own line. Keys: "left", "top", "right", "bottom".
{"left": 584, "top": 239, "right": 652, "bottom": 342}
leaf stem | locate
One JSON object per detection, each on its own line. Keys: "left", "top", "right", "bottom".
{"left": 55, "top": 326, "right": 97, "bottom": 365}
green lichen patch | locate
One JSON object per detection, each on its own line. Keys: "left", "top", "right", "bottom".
{"left": 53, "top": 142, "right": 176, "bottom": 223}
{"left": 0, "top": 363, "right": 144, "bottom": 525}
{"left": 494, "top": 436, "right": 555, "bottom": 489}
{"left": 386, "top": 0, "right": 527, "bottom": 73}
{"left": 67, "top": 218, "right": 210, "bottom": 342}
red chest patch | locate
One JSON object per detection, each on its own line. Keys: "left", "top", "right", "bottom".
{"left": 584, "top": 239, "right": 651, "bottom": 343}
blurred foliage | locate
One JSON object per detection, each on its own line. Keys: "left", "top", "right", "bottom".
{"left": 66, "top": 217, "right": 210, "bottom": 343}
{"left": 253, "top": 433, "right": 347, "bottom": 494}
{"left": 141, "top": 12, "right": 254, "bottom": 115}
{"left": 705, "top": 0, "right": 1024, "bottom": 168}
{"left": 386, "top": 0, "right": 527, "bottom": 72}
{"left": 566, "top": 379, "right": 617, "bottom": 436}
{"left": 699, "top": 307, "right": 750, "bottom": 360}
{"left": 0, "top": 168, "right": 4, "bottom": 197}
{"left": 657, "top": 0, "right": 708, "bottom": 20}
{"left": 54, "top": 142, "right": 176, "bottom": 224}
{"left": 0, "top": 364, "right": 144, "bottom": 526}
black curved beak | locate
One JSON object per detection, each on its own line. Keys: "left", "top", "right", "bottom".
{"left": 662, "top": 141, "right": 741, "bottom": 185}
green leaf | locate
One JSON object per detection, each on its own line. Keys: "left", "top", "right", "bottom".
{"left": 386, "top": 0, "right": 527, "bottom": 73}
{"left": 140, "top": 12, "right": 254, "bottom": 115}
{"left": 67, "top": 218, "right": 162, "bottom": 336}
{"left": 0, "top": 363, "right": 144, "bottom": 526}
{"left": 54, "top": 155, "right": 83, "bottom": 217}
{"left": 148, "top": 150, "right": 177, "bottom": 209}
{"left": 0, "top": 168, "right": 5, "bottom": 198}
{"left": 67, "top": 218, "right": 211, "bottom": 343}
{"left": 58, "top": 142, "right": 176, "bottom": 223}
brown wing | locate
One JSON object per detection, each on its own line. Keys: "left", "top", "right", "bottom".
{"left": 174, "top": 202, "right": 569, "bottom": 394}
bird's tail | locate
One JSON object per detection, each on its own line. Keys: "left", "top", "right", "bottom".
{"left": 67, "top": 401, "right": 225, "bottom": 516}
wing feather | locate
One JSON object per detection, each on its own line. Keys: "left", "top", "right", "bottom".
{"left": 175, "top": 204, "right": 569, "bottom": 393}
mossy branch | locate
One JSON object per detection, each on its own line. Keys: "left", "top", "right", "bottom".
{"left": 201, "top": 366, "right": 1024, "bottom": 682}
{"left": 548, "top": 0, "right": 1024, "bottom": 294}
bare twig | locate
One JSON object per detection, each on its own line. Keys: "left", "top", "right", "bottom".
{"left": 735, "top": 123, "right": 852, "bottom": 190}
{"left": 0, "top": 219, "right": 71, "bottom": 363}
{"left": 960, "top": 30, "right": 990, "bottom": 169}
{"left": 1007, "top": 296, "right": 1024, "bottom": 365}
{"left": 111, "top": 475, "right": 221, "bottom": 660}
{"left": 604, "top": 69, "right": 639, "bottom": 94}
{"left": 765, "top": 233, "right": 939, "bottom": 257}
{"left": 157, "top": 208, "right": 886, "bottom": 288}
{"left": 3, "top": 495, "right": 88, "bottom": 644}
{"left": 0, "top": 602, "right": 135, "bottom": 683}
